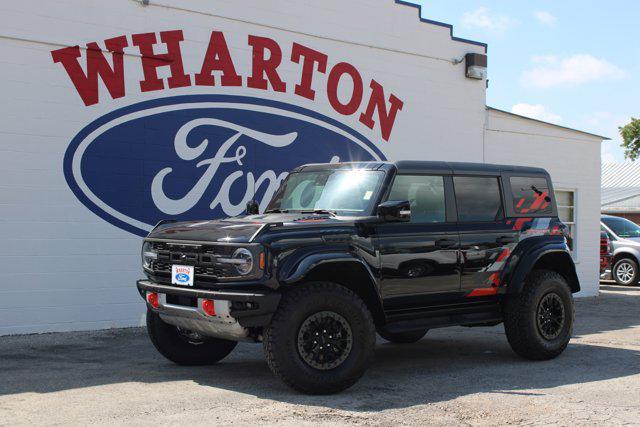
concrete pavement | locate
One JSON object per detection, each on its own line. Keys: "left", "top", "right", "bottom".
{"left": 0, "top": 283, "right": 639, "bottom": 426}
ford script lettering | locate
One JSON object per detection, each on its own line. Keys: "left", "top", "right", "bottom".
{"left": 64, "top": 95, "right": 386, "bottom": 236}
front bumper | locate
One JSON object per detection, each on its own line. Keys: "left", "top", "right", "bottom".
{"left": 136, "top": 280, "right": 280, "bottom": 341}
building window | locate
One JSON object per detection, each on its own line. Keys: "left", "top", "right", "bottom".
{"left": 555, "top": 189, "right": 576, "bottom": 255}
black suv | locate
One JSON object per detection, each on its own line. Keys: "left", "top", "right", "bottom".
{"left": 137, "top": 161, "right": 579, "bottom": 394}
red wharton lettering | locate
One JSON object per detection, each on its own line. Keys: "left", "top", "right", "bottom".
{"left": 50, "top": 30, "right": 403, "bottom": 142}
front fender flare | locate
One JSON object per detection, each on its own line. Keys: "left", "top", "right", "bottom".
{"left": 279, "top": 251, "right": 376, "bottom": 286}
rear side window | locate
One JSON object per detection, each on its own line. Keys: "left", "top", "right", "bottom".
{"left": 388, "top": 175, "right": 446, "bottom": 223}
{"left": 453, "top": 177, "right": 503, "bottom": 222}
{"left": 510, "top": 177, "right": 552, "bottom": 215}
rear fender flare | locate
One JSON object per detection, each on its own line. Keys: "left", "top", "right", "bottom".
{"left": 502, "top": 239, "right": 580, "bottom": 294}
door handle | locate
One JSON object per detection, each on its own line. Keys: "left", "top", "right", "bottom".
{"left": 496, "top": 236, "right": 516, "bottom": 244}
{"left": 435, "top": 238, "right": 457, "bottom": 248}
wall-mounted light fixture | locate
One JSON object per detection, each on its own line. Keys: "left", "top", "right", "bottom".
{"left": 465, "top": 53, "right": 487, "bottom": 80}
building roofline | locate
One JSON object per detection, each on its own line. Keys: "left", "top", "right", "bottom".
{"left": 394, "top": 1, "right": 488, "bottom": 53}
{"left": 487, "top": 107, "right": 610, "bottom": 140}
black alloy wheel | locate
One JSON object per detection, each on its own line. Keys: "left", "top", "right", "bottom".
{"left": 175, "top": 327, "right": 207, "bottom": 345}
{"left": 503, "top": 269, "right": 574, "bottom": 360}
{"left": 297, "top": 311, "right": 353, "bottom": 370}
{"left": 536, "top": 292, "right": 565, "bottom": 340}
{"left": 146, "top": 310, "right": 237, "bottom": 365}
{"left": 263, "top": 282, "right": 376, "bottom": 394}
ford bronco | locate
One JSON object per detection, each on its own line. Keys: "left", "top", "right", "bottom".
{"left": 137, "top": 161, "right": 579, "bottom": 394}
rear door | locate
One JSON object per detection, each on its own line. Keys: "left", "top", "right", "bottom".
{"left": 453, "top": 175, "right": 517, "bottom": 297}
{"left": 375, "top": 174, "right": 461, "bottom": 311}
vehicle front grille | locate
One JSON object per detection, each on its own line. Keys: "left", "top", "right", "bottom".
{"left": 148, "top": 241, "right": 239, "bottom": 282}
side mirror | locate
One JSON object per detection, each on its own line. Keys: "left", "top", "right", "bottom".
{"left": 377, "top": 200, "right": 411, "bottom": 222}
{"left": 246, "top": 200, "right": 260, "bottom": 215}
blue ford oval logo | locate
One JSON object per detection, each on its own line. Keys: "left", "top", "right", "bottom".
{"left": 64, "top": 95, "right": 386, "bottom": 236}
{"left": 175, "top": 273, "right": 189, "bottom": 283}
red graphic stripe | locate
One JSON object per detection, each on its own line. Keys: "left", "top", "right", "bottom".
{"left": 513, "top": 218, "right": 531, "bottom": 231}
{"left": 530, "top": 191, "right": 548, "bottom": 211}
{"left": 496, "top": 248, "right": 510, "bottom": 262}
{"left": 467, "top": 287, "right": 499, "bottom": 297}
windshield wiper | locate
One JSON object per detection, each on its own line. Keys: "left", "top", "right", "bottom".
{"left": 300, "top": 209, "right": 337, "bottom": 217}
{"left": 264, "top": 208, "right": 290, "bottom": 214}
{"left": 266, "top": 208, "right": 337, "bottom": 216}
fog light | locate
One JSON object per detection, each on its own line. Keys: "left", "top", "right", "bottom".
{"left": 202, "top": 299, "right": 216, "bottom": 316}
{"left": 146, "top": 292, "right": 159, "bottom": 309}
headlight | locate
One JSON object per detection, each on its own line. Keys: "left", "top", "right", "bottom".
{"left": 232, "top": 248, "right": 253, "bottom": 275}
{"left": 142, "top": 241, "right": 157, "bottom": 270}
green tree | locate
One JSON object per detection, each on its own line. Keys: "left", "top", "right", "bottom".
{"left": 621, "top": 118, "right": 640, "bottom": 160}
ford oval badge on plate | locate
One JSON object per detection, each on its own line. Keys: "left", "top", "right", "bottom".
{"left": 172, "top": 265, "right": 194, "bottom": 287}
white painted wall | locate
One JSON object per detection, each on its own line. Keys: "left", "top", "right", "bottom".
{"left": 484, "top": 108, "right": 602, "bottom": 297}
{"left": 0, "top": 0, "right": 488, "bottom": 334}
{"left": 0, "top": 1, "right": 600, "bottom": 334}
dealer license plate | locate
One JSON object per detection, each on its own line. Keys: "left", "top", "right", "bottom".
{"left": 171, "top": 265, "right": 194, "bottom": 287}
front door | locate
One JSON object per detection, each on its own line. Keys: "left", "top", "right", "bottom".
{"left": 375, "top": 174, "right": 461, "bottom": 312}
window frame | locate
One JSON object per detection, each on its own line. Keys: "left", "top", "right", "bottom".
{"left": 452, "top": 174, "right": 505, "bottom": 223}
{"left": 555, "top": 187, "right": 577, "bottom": 261}
{"left": 383, "top": 173, "right": 457, "bottom": 224}
{"left": 502, "top": 172, "right": 557, "bottom": 218}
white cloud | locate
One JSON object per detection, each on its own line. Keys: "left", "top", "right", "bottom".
{"left": 512, "top": 103, "right": 562, "bottom": 124}
{"left": 534, "top": 11, "right": 557, "bottom": 26}
{"left": 521, "top": 54, "right": 626, "bottom": 88}
{"left": 461, "top": 7, "right": 516, "bottom": 34}
{"left": 582, "top": 112, "right": 630, "bottom": 162}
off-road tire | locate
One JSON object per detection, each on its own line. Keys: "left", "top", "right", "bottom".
{"left": 263, "top": 282, "right": 376, "bottom": 394}
{"left": 146, "top": 310, "right": 237, "bottom": 366}
{"left": 612, "top": 257, "right": 639, "bottom": 286}
{"left": 378, "top": 329, "right": 429, "bottom": 344}
{"left": 503, "top": 269, "right": 574, "bottom": 360}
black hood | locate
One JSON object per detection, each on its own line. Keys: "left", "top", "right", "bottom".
{"left": 146, "top": 213, "right": 353, "bottom": 243}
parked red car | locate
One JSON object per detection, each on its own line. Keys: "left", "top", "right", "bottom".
{"left": 600, "top": 230, "right": 613, "bottom": 276}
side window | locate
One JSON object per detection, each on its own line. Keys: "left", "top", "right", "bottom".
{"left": 388, "top": 175, "right": 446, "bottom": 223}
{"left": 510, "top": 176, "right": 553, "bottom": 215}
{"left": 453, "top": 176, "right": 503, "bottom": 222}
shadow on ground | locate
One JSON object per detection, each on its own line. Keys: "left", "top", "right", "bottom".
{"left": 0, "top": 285, "right": 638, "bottom": 412}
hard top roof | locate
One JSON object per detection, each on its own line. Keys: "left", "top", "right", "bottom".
{"left": 297, "top": 161, "right": 548, "bottom": 176}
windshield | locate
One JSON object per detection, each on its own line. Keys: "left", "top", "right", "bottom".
{"left": 267, "top": 169, "right": 385, "bottom": 216}
{"left": 602, "top": 216, "right": 640, "bottom": 238}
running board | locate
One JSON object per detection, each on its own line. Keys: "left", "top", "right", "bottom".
{"left": 381, "top": 311, "right": 503, "bottom": 334}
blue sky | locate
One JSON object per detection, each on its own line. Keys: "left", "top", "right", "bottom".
{"left": 407, "top": 0, "right": 639, "bottom": 163}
